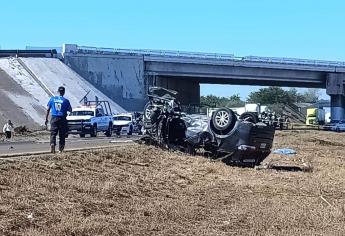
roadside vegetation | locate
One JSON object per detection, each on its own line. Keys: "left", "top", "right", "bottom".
{"left": 201, "top": 86, "right": 321, "bottom": 108}
{"left": 1, "top": 130, "right": 345, "bottom": 235}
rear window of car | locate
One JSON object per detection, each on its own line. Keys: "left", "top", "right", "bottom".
{"left": 113, "top": 116, "right": 131, "bottom": 121}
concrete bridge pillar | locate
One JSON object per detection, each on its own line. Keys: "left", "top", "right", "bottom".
{"left": 326, "top": 73, "right": 345, "bottom": 121}
{"left": 155, "top": 76, "right": 200, "bottom": 106}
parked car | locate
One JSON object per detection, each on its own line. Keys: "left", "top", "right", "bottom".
{"left": 323, "top": 120, "right": 345, "bottom": 132}
{"left": 113, "top": 113, "right": 134, "bottom": 135}
{"left": 67, "top": 101, "right": 113, "bottom": 137}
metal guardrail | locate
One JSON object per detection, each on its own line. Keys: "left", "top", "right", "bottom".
{"left": 77, "top": 46, "right": 235, "bottom": 60}
{"left": 243, "top": 56, "right": 345, "bottom": 68}
{"left": 0, "top": 49, "right": 57, "bottom": 58}
{"left": 76, "top": 45, "right": 345, "bottom": 69}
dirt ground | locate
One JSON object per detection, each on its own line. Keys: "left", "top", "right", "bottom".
{"left": 0, "top": 130, "right": 50, "bottom": 143}
{"left": 0, "top": 130, "right": 345, "bottom": 236}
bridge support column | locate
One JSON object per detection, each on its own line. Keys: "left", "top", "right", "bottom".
{"left": 156, "top": 76, "right": 200, "bottom": 106}
{"left": 326, "top": 73, "right": 345, "bottom": 121}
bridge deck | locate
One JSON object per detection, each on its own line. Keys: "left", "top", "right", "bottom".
{"left": 76, "top": 46, "right": 345, "bottom": 73}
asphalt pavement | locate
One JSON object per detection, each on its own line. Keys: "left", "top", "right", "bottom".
{"left": 0, "top": 135, "right": 138, "bottom": 157}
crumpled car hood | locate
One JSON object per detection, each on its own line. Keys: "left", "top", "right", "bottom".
{"left": 182, "top": 114, "right": 209, "bottom": 137}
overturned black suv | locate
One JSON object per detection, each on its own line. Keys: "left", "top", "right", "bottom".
{"left": 141, "top": 87, "right": 275, "bottom": 167}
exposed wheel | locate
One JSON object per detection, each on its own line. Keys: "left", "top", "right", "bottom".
{"left": 210, "top": 108, "right": 237, "bottom": 135}
{"left": 239, "top": 112, "right": 259, "bottom": 123}
{"left": 90, "top": 125, "right": 98, "bottom": 137}
{"left": 79, "top": 133, "right": 85, "bottom": 138}
{"left": 144, "top": 102, "right": 154, "bottom": 120}
{"left": 143, "top": 102, "right": 155, "bottom": 129}
{"left": 105, "top": 124, "right": 112, "bottom": 137}
{"left": 336, "top": 127, "right": 340, "bottom": 132}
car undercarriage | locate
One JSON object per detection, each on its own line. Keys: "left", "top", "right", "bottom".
{"left": 140, "top": 87, "right": 275, "bottom": 167}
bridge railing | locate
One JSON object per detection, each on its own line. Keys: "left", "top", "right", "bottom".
{"left": 77, "top": 45, "right": 235, "bottom": 60}
{"left": 76, "top": 45, "right": 345, "bottom": 68}
{"left": 244, "top": 56, "right": 345, "bottom": 67}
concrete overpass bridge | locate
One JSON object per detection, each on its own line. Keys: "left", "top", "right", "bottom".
{"left": 61, "top": 44, "right": 345, "bottom": 120}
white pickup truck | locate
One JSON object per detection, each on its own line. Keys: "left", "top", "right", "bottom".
{"left": 67, "top": 101, "right": 113, "bottom": 137}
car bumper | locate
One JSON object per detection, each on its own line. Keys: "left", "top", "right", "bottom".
{"left": 113, "top": 125, "right": 130, "bottom": 134}
{"left": 68, "top": 123, "right": 92, "bottom": 134}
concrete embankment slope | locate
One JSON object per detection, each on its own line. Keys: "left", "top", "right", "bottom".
{"left": 20, "top": 58, "right": 126, "bottom": 113}
{"left": 0, "top": 57, "right": 126, "bottom": 129}
{"left": 0, "top": 58, "right": 49, "bottom": 129}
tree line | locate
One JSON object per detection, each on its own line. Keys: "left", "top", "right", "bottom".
{"left": 201, "top": 87, "right": 320, "bottom": 108}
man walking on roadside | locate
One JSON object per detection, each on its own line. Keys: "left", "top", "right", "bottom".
{"left": 45, "top": 86, "right": 72, "bottom": 153}
{"left": 3, "top": 120, "right": 14, "bottom": 141}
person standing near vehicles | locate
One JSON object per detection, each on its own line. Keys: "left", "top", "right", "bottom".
{"left": 45, "top": 86, "right": 72, "bottom": 153}
{"left": 3, "top": 120, "right": 14, "bottom": 140}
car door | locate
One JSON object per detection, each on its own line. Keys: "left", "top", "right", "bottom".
{"left": 99, "top": 108, "right": 108, "bottom": 130}
{"left": 95, "top": 108, "right": 103, "bottom": 130}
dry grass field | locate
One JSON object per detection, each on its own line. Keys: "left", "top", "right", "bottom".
{"left": 0, "top": 130, "right": 345, "bottom": 236}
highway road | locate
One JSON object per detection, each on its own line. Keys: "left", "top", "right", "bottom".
{"left": 0, "top": 135, "right": 138, "bottom": 157}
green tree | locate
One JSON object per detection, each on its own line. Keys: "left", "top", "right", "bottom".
{"left": 200, "top": 94, "right": 245, "bottom": 108}
{"left": 225, "top": 94, "right": 245, "bottom": 107}
{"left": 200, "top": 95, "right": 221, "bottom": 107}
{"left": 299, "top": 88, "right": 320, "bottom": 103}
{"left": 247, "top": 87, "right": 295, "bottom": 104}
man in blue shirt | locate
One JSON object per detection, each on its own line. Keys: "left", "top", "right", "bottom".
{"left": 45, "top": 86, "right": 72, "bottom": 153}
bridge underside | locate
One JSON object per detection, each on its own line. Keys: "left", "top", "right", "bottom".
{"left": 151, "top": 75, "right": 324, "bottom": 88}
{"left": 145, "top": 61, "right": 327, "bottom": 108}
{"left": 145, "top": 61, "right": 327, "bottom": 89}
{"left": 149, "top": 74, "right": 323, "bottom": 110}
{"left": 146, "top": 62, "right": 345, "bottom": 121}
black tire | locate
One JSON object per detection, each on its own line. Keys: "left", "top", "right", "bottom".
{"left": 79, "top": 133, "right": 85, "bottom": 138}
{"left": 185, "top": 143, "right": 196, "bottom": 156}
{"left": 239, "top": 112, "right": 259, "bottom": 123}
{"left": 90, "top": 125, "right": 97, "bottom": 137}
{"left": 128, "top": 125, "right": 133, "bottom": 135}
{"left": 138, "top": 126, "right": 143, "bottom": 135}
{"left": 210, "top": 108, "right": 237, "bottom": 135}
{"left": 105, "top": 124, "right": 112, "bottom": 137}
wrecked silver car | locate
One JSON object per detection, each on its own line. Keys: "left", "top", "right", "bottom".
{"left": 141, "top": 87, "right": 275, "bottom": 167}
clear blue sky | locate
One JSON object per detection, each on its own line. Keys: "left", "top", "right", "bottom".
{"left": 1, "top": 0, "right": 344, "bottom": 100}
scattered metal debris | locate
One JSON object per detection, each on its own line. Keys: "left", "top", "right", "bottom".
{"left": 272, "top": 148, "right": 297, "bottom": 155}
